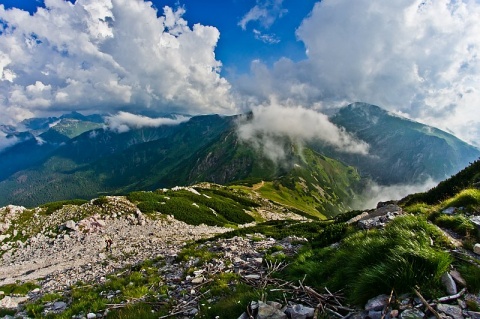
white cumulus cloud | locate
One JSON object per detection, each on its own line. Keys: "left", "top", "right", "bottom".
{"left": 106, "top": 112, "right": 190, "bottom": 133}
{"left": 237, "top": 99, "right": 369, "bottom": 162}
{"left": 236, "top": 0, "right": 480, "bottom": 147}
{"left": 0, "top": 0, "right": 236, "bottom": 126}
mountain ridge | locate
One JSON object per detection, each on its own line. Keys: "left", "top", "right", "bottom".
{"left": 0, "top": 103, "right": 478, "bottom": 211}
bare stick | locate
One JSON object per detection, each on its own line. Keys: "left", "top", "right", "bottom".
{"left": 413, "top": 288, "right": 441, "bottom": 319}
{"left": 436, "top": 288, "right": 467, "bottom": 303}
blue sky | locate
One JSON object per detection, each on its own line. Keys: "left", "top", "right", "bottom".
{"left": 1, "top": 0, "right": 480, "bottom": 149}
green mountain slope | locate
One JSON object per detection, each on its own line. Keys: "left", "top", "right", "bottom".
{"left": 0, "top": 116, "right": 362, "bottom": 219}
{"left": 0, "top": 115, "right": 232, "bottom": 207}
{"left": 1, "top": 103, "right": 478, "bottom": 212}
{"left": 327, "top": 102, "right": 480, "bottom": 184}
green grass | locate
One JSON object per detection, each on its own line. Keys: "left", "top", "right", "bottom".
{"left": 0, "top": 308, "right": 16, "bottom": 317}
{"left": 128, "top": 188, "right": 255, "bottom": 226}
{"left": 197, "top": 274, "right": 258, "bottom": 319}
{"left": 106, "top": 303, "right": 160, "bottom": 319}
{"left": 434, "top": 214, "right": 476, "bottom": 237}
{"left": 40, "top": 199, "right": 88, "bottom": 215}
{"left": 258, "top": 182, "right": 326, "bottom": 219}
{"left": 457, "top": 262, "right": 480, "bottom": 294}
{"left": 40, "top": 293, "right": 63, "bottom": 302}
{"left": 0, "top": 282, "right": 39, "bottom": 295}
{"left": 177, "top": 244, "right": 220, "bottom": 265}
{"left": 284, "top": 215, "right": 453, "bottom": 305}
{"left": 441, "top": 188, "right": 480, "bottom": 212}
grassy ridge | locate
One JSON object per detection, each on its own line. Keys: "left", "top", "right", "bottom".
{"left": 402, "top": 159, "right": 480, "bottom": 205}
{"left": 257, "top": 148, "right": 362, "bottom": 219}
{"left": 127, "top": 188, "right": 256, "bottom": 226}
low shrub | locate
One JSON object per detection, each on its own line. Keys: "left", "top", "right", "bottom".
{"left": 0, "top": 282, "right": 39, "bottom": 295}
{"left": 41, "top": 199, "right": 87, "bottom": 215}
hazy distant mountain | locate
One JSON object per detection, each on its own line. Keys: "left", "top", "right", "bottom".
{"left": 326, "top": 102, "right": 480, "bottom": 184}
{"left": 0, "top": 112, "right": 104, "bottom": 181}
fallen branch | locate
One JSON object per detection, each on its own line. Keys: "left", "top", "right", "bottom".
{"left": 436, "top": 288, "right": 467, "bottom": 303}
{"left": 381, "top": 288, "right": 395, "bottom": 319}
{"left": 413, "top": 288, "right": 441, "bottom": 319}
{"left": 326, "top": 307, "right": 344, "bottom": 318}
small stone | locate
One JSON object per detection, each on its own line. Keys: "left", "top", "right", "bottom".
{"left": 473, "top": 243, "right": 480, "bottom": 255}
{"left": 87, "top": 312, "right": 96, "bottom": 319}
{"left": 390, "top": 309, "right": 399, "bottom": 318}
{"left": 285, "top": 303, "right": 316, "bottom": 319}
{"left": 53, "top": 301, "right": 67, "bottom": 310}
{"left": 466, "top": 311, "right": 480, "bottom": 319}
{"left": 266, "top": 301, "right": 282, "bottom": 310}
{"left": 399, "top": 308, "right": 424, "bottom": 319}
{"left": 257, "top": 301, "right": 287, "bottom": 319}
{"left": 436, "top": 304, "right": 463, "bottom": 319}
{"left": 237, "top": 313, "right": 249, "bottom": 319}
{"left": 441, "top": 272, "right": 457, "bottom": 295}
{"left": 191, "top": 277, "right": 204, "bottom": 284}
{"left": 244, "top": 274, "right": 261, "bottom": 280}
{"left": 449, "top": 269, "right": 466, "bottom": 287}
{"left": 367, "top": 310, "right": 383, "bottom": 319}
{"left": 442, "top": 207, "right": 456, "bottom": 215}
{"left": 365, "top": 294, "right": 389, "bottom": 311}
{"left": 189, "top": 308, "right": 198, "bottom": 315}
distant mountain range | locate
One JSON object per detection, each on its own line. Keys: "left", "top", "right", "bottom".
{"left": 327, "top": 102, "right": 479, "bottom": 184}
{"left": 0, "top": 103, "right": 478, "bottom": 212}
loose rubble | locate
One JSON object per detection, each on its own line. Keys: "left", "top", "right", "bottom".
{"left": 1, "top": 195, "right": 480, "bottom": 318}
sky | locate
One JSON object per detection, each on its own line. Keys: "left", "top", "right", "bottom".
{"left": 1, "top": 0, "right": 480, "bottom": 152}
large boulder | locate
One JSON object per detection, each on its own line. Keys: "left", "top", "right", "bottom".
{"left": 64, "top": 220, "right": 77, "bottom": 231}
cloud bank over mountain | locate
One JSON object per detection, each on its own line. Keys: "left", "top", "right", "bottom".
{"left": 236, "top": 0, "right": 480, "bottom": 147}
{"left": 237, "top": 100, "right": 369, "bottom": 162}
{"left": 0, "top": 0, "right": 235, "bottom": 125}
{"left": 105, "top": 112, "right": 189, "bottom": 133}
{"left": 1, "top": 0, "right": 480, "bottom": 151}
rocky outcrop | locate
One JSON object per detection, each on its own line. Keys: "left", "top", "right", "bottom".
{"left": 348, "top": 203, "right": 403, "bottom": 229}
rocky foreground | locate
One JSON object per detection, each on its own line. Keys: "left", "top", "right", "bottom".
{"left": 1, "top": 198, "right": 480, "bottom": 319}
